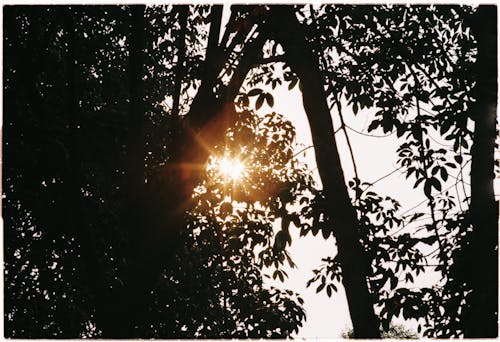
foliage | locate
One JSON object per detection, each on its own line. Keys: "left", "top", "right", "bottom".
{"left": 3, "top": 5, "right": 307, "bottom": 338}
{"left": 4, "top": 3, "right": 495, "bottom": 339}
{"left": 342, "top": 323, "right": 419, "bottom": 339}
{"left": 292, "top": 4, "right": 486, "bottom": 337}
{"left": 128, "top": 109, "right": 310, "bottom": 338}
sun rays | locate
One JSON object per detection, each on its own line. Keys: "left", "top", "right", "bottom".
{"left": 217, "top": 156, "right": 246, "bottom": 182}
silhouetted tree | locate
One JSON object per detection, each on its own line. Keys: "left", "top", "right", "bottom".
{"left": 4, "top": 5, "right": 307, "bottom": 338}
{"left": 462, "top": 5, "right": 498, "bottom": 338}
{"left": 4, "top": 4, "right": 497, "bottom": 339}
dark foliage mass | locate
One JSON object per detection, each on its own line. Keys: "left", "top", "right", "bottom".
{"left": 4, "top": 5, "right": 308, "bottom": 338}
{"left": 3, "top": 4, "right": 497, "bottom": 339}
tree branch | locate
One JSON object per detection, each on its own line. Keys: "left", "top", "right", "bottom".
{"left": 172, "top": 5, "right": 189, "bottom": 118}
{"left": 266, "top": 6, "right": 380, "bottom": 338}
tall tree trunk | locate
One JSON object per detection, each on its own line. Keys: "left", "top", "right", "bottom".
{"left": 465, "top": 5, "right": 498, "bottom": 338}
{"left": 267, "top": 6, "right": 380, "bottom": 338}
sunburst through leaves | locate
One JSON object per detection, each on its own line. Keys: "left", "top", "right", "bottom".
{"left": 215, "top": 156, "right": 246, "bottom": 182}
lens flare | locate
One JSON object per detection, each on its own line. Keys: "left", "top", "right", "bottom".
{"left": 218, "top": 157, "right": 245, "bottom": 182}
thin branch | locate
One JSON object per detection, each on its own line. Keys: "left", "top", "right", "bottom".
{"left": 293, "top": 145, "right": 314, "bottom": 158}
{"left": 414, "top": 94, "right": 448, "bottom": 272}
{"left": 363, "top": 166, "right": 405, "bottom": 192}
{"left": 423, "top": 247, "right": 440, "bottom": 258}
{"left": 345, "top": 124, "right": 394, "bottom": 138}
{"left": 413, "top": 62, "right": 453, "bottom": 108}
{"left": 172, "top": 5, "right": 189, "bottom": 118}
{"left": 222, "top": 33, "right": 266, "bottom": 103}
{"left": 206, "top": 5, "right": 223, "bottom": 57}
{"left": 399, "top": 183, "right": 458, "bottom": 217}
{"left": 252, "top": 54, "right": 285, "bottom": 67}
{"left": 332, "top": 96, "right": 360, "bottom": 182}
{"left": 458, "top": 148, "right": 471, "bottom": 207}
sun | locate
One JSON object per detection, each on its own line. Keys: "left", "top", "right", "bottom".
{"left": 217, "top": 156, "right": 246, "bottom": 182}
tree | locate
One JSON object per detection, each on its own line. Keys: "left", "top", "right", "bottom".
{"left": 342, "top": 323, "right": 419, "bottom": 339}
{"left": 293, "top": 4, "right": 497, "bottom": 337}
{"left": 265, "top": 6, "right": 380, "bottom": 337}
{"left": 4, "top": 4, "right": 497, "bottom": 339}
{"left": 4, "top": 4, "right": 307, "bottom": 338}
{"left": 462, "top": 5, "right": 498, "bottom": 337}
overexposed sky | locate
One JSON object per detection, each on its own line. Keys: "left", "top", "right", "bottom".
{"left": 256, "top": 74, "right": 465, "bottom": 337}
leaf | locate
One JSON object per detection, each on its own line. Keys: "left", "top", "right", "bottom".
{"left": 414, "top": 177, "right": 425, "bottom": 189}
{"left": 321, "top": 227, "right": 331, "bottom": 239}
{"left": 390, "top": 275, "right": 398, "bottom": 290}
{"left": 405, "top": 273, "right": 414, "bottom": 283}
{"left": 431, "top": 177, "right": 441, "bottom": 191}
{"left": 367, "top": 120, "right": 380, "bottom": 132}
{"left": 420, "top": 235, "right": 437, "bottom": 246}
{"left": 248, "top": 88, "right": 262, "bottom": 97}
{"left": 440, "top": 167, "right": 448, "bottom": 182}
{"left": 316, "top": 283, "right": 325, "bottom": 293}
{"left": 424, "top": 179, "right": 432, "bottom": 197}
{"left": 326, "top": 285, "right": 332, "bottom": 297}
{"left": 291, "top": 215, "right": 301, "bottom": 228}
{"left": 265, "top": 93, "right": 274, "bottom": 107}
{"left": 255, "top": 93, "right": 265, "bottom": 110}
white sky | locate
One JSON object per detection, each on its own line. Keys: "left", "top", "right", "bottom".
{"left": 256, "top": 84, "right": 416, "bottom": 338}
{"left": 254, "top": 78, "right": 474, "bottom": 337}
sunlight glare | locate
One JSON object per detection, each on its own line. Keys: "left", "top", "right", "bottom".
{"left": 218, "top": 157, "right": 245, "bottom": 182}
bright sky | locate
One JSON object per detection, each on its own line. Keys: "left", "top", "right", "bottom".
{"left": 255, "top": 79, "right": 454, "bottom": 337}
{"left": 221, "top": 5, "right": 485, "bottom": 338}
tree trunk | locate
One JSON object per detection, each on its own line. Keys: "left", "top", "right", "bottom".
{"left": 465, "top": 5, "right": 498, "bottom": 338}
{"left": 267, "top": 6, "right": 380, "bottom": 338}
{"left": 97, "top": 6, "right": 267, "bottom": 337}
